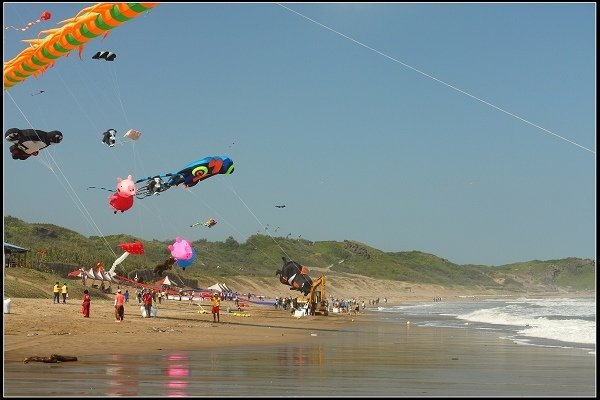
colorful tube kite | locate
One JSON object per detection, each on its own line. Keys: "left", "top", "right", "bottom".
{"left": 4, "top": 3, "right": 158, "bottom": 90}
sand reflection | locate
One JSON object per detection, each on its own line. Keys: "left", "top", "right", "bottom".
{"left": 165, "top": 352, "right": 190, "bottom": 397}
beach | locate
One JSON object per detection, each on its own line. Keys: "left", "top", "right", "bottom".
{"left": 3, "top": 297, "right": 348, "bottom": 361}
{"left": 3, "top": 296, "right": 596, "bottom": 397}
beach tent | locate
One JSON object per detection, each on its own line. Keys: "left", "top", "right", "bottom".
{"left": 207, "top": 283, "right": 231, "bottom": 293}
{"left": 86, "top": 268, "right": 97, "bottom": 280}
{"left": 102, "top": 271, "right": 117, "bottom": 282}
{"left": 67, "top": 269, "right": 81, "bottom": 278}
{"left": 93, "top": 268, "right": 104, "bottom": 280}
{"left": 67, "top": 268, "right": 84, "bottom": 278}
{"left": 156, "top": 275, "right": 173, "bottom": 287}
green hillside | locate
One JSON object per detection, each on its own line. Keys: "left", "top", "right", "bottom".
{"left": 3, "top": 216, "right": 595, "bottom": 292}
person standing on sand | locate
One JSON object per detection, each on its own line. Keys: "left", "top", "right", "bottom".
{"left": 211, "top": 293, "right": 221, "bottom": 323}
{"left": 61, "top": 283, "right": 69, "bottom": 304}
{"left": 114, "top": 289, "right": 125, "bottom": 322}
{"left": 142, "top": 290, "right": 153, "bottom": 318}
{"left": 53, "top": 282, "right": 60, "bottom": 304}
{"left": 82, "top": 289, "right": 91, "bottom": 317}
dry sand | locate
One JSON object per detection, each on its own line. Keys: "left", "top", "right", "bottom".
{"left": 3, "top": 297, "right": 355, "bottom": 362}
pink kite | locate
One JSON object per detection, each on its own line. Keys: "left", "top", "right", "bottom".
{"left": 168, "top": 237, "right": 193, "bottom": 261}
{"left": 109, "top": 175, "right": 136, "bottom": 213}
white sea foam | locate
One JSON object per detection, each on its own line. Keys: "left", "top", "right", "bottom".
{"left": 375, "top": 297, "right": 596, "bottom": 349}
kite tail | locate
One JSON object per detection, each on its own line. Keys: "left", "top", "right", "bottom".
{"left": 4, "top": 22, "right": 42, "bottom": 32}
{"left": 87, "top": 186, "right": 115, "bottom": 193}
{"left": 109, "top": 251, "right": 130, "bottom": 275}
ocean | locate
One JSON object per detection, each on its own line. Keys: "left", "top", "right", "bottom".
{"left": 4, "top": 297, "right": 596, "bottom": 397}
{"left": 374, "top": 296, "right": 596, "bottom": 353}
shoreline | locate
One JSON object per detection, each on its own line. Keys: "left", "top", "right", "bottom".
{"left": 4, "top": 293, "right": 595, "bottom": 362}
{"left": 4, "top": 296, "right": 596, "bottom": 397}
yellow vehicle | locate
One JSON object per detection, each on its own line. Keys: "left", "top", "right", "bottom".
{"left": 296, "top": 275, "right": 328, "bottom": 316}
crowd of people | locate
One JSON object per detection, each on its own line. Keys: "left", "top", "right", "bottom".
{"left": 53, "top": 281, "right": 374, "bottom": 322}
{"left": 272, "top": 295, "right": 375, "bottom": 316}
{"left": 54, "top": 281, "right": 226, "bottom": 322}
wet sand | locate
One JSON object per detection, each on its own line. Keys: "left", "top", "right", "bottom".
{"left": 3, "top": 298, "right": 596, "bottom": 397}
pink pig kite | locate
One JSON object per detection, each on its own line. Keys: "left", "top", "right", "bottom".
{"left": 168, "top": 237, "right": 193, "bottom": 260}
{"left": 109, "top": 174, "right": 136, "bottom": 213}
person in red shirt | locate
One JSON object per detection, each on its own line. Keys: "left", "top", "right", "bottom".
{"left": 82, "top": 289, "right": 91, "bottom": 317}
{"left": 142, "top": 290, "right": 153, "bottom": 318}
{"left": 114, "top": 289, "right": 125, "bottom": 322}
{"left": 211, "top": 293, "right": 221, "bottom": 323}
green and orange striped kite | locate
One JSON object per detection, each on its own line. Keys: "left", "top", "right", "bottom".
{"left": 4, "top": 3, "right": 158, "bottom": 90}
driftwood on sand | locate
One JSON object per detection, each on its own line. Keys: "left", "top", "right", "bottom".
{"left": 23, "top": 354, "right": 78, "bottom": 364}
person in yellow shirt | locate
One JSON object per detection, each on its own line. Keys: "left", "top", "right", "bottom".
{"left": 53, "top": 282, "right": 60, "bottom": 304}
{"left": 61, "top": 283, "right": 68, "bottom": 304}
{"left": 211, "top": 293, "right": 221, "bottom": 323}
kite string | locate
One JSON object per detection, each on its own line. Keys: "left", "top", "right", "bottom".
{"left": 5, "top": 90, "right": 121, "bottom": 262}
{"left": 276, "top": 4, "right": 595, "bottom": 155}
{"left": 105, "top": 62, "right": 130, "bottom": 128}
{"left": 181, "top": 183, "right": 294, "bottom": 266}
{"left": 55, "top": 60, "right": 149, "bottom": 268}
{"left": 217, "top": 181, "right": 296, "bottom": 263}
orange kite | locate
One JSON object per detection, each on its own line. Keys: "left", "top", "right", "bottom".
{"left": 4, "top": 3, "right": 158, "bottom": 90}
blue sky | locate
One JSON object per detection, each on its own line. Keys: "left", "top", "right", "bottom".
{"left": 3, "top": 3, "right": 596, "bottom": 266}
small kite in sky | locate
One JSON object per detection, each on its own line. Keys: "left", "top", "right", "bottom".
{"left": 124, "top": 129, "right": 141, "bottom": 141}
{"left": 31, "top": 90, "right": 45, "bottom": 96}
{"left": 190, "top": 218, "right": 217, "bottom": 228}
{"left": 92, "top": 51, "right": 116, "bottom": 61}
{"left": 4, "top": 10, "right": 51, "bottom": 32}
{"left": 101, "top": 129, "right": 117, "bottom": 147}
{"left": 275, "top": 205, "right": 286, "bottom": 208}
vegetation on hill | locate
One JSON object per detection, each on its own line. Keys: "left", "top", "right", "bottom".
{"left": 4, "top": 216, "right": 595, "bottom": 294}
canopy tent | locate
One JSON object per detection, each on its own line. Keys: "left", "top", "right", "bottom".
{"left": 86, "top": 268, "right": 97, "bottom": 280}
{"left": 206, "top": 283, "right": 232, "bottom": 293}
{"left": 4, "top": 242, "right": 29, "bottom": 268}
{"left": 67, "top": 268, "right": 85, "bottom": 278}
{"left": 102, "top": 271, "right": 117, "bottom": 282}
{"left": 156, "top": 275, "right": 173, "bottom": 287}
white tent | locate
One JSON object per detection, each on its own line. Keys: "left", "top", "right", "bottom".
{"left": 161, "top": 275, "right": 172, "bottom": 286}
{"left": 207, "top": 282, "right": 231, "bottom": 293}
{"left": 102, "top": 271, "right": 117, "bottom": 282}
